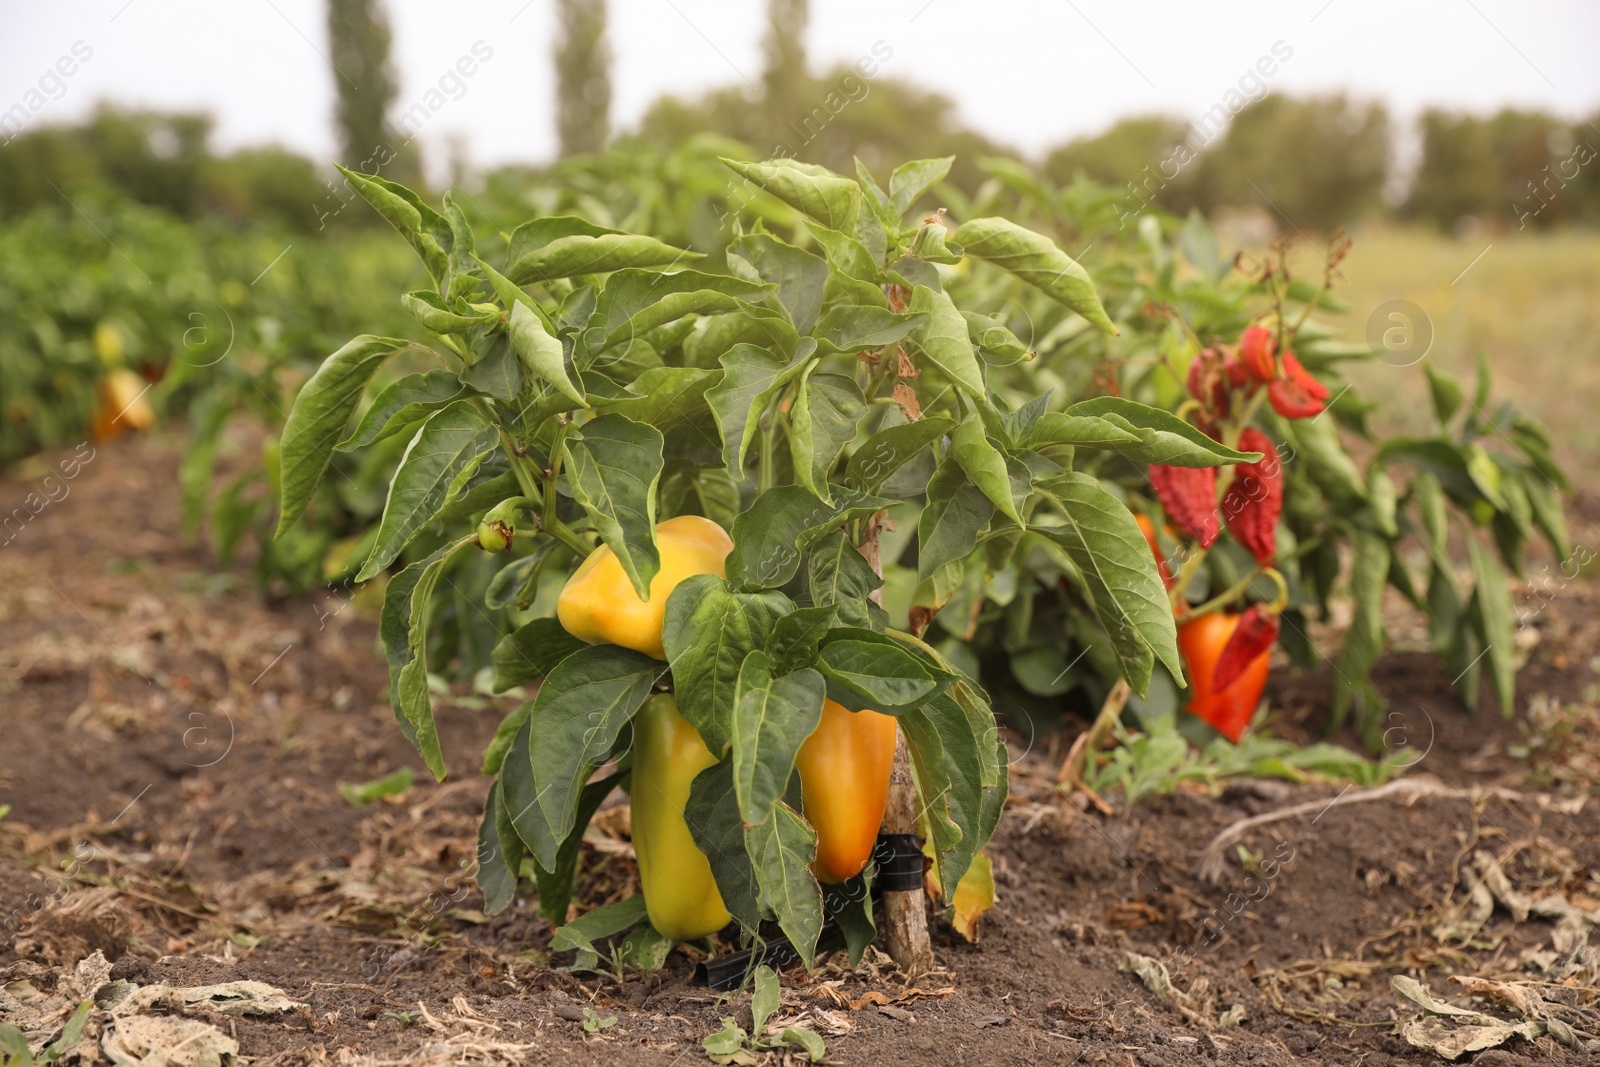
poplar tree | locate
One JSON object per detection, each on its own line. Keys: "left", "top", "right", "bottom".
{"left": 555, "top": 0, "right": 612, "bottom": 157}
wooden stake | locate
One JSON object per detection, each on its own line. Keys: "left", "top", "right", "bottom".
{"left": 860, "top": 508, "right": 933, "bottom": 974}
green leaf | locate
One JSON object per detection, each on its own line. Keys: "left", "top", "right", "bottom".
{"left": 1290, "top": 415, "right": 1368, "bottom": 502}
{"left": 661, "top": 575, "right": 794, "bottom": 754}
{"left": 1065, "top": 397, "right": 1261, "bottom": 467}
{"left": 706, "top": 342, "right": 813, "bottom": 475}
{"left": 950, "top": 417, "right": 1022, "bottom": 524}
{"left": 1523, "top": 474, "right": 1572, "bottom": 559}
{"left": 822, "top": 870, "right": 876, "bottom": 966}
{"left": 550, "top": 894, "right": 650, "bottom": 954}
{"left": 524, "top": 645, "right": 664, "bottom": 869}
{"left": 1368, "top": 467, "right": 1399, "bottom": 538}
{"left": 807, "top": 530, "right": 883, "bottom": 608}
{"left": 482, "top": 704, "right": 532, "bottom": 776}
{"left": 1469, "top": 537, "right": 1516, "bottom": 716}
{"left": 335, "top": 165, "right": 452, "bottom": 282}
{"left": 751, "top": 964, "right": 781, "bottom": 1033}
{"left": 602, "top": 366, "right": 717, "bottom": 431}
{"left": 357, "top": 402, "right": 499, "bottom": 581}
{"left": 1035, "top": 472, "right": 1183, "bottom": 694}
{"left": 964, "top": 311, "right": 1034, "bottom": 366}
{"left": 1330, "top": 533, "right": 1390, "bottom": 731}
{"left": 476, "top": 780, "right": 518, "bottom": 915}
{"left": 508, "top": 300, "right": 585, "bottom": 406}
{"left": 790, "top": 369, "right": 868, "bottom": 502}
{"left": 702, "top": 1018, "right": 750, "bottom": 1060}
{"left": 460, "top": 334, "right": 522, "bottom": 403}
{"left": 686, "top": 758, "right": 763, "bottom": 931}
{"left": 617, "top": 922, "right": 674, "bottom": 972}
{"left": 1019, "top": 412, "right": 1143, "bottom": 450}
{"left": 745, "top": 802, "right": 824, "bottom": 967}
{"left": 492, "top": 618, "right": 588, "bottom": 692}
{"left": 563, "top": 413, "right": 665, "bottom": 599}
{"left": 908, "top": 285, "right": 987, "bottom": 397}
{"left": 811, "top": 305, "right": 922, "bottom": 353}
{"left": 888, "top": 157, "right": 954, "bottom": 218}
{"left": 727, "top": 233, "right": 829, "bottom": 334}
{"left": 277, "top": 335, "right": 413, "bottom": 536}
{"left": 846, "top": 416, "right": 955, "bottom": 492}
{"left": 402, "top": 290, "right": 497, "bottom": 335}
{"left": 591, "top": 269, "right": 772, "bottom": 348}
{"left": 816, "top": 634, "right": 941, "bottom": 711}
{"left": 918, "top": 456, "right": 995, "bottom": 580}
{"left": 725, "top": 486, "right": 898, "bottom": 590}
{"left": 721, "top": 157, "right": 860, "bottom": 231}
{"left": 779, "top": 1027, "right": 827, "bottom": 1063}
{"left": 952, "top": 216, "right": 1116, "bottom": 334}
{"left": 379, "top": 538, "right": 470, "bottom": 780}
{"left": 731, "top": 652, "right": 826, "bottom": 829}
{"left": 339, "top": 370, "right": 465, "bottom": 451}
{"left": 507, "top": 216, "right": 697, "bottom": 283}
{"left": 1424, "top": 360, "right": 1465, "bottom": 426}
{"left": 899, "top": 690, "right": 989, "bottom": 894}
{"left": 339, "top": 767, "right": 414, "bottom": 808}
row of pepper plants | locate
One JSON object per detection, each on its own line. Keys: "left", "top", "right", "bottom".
{"left": 932, "top": 159, "right": 1570, "bottom": 758}
{"left": 274, "top": 155, "right": 1264, "bottom": 963}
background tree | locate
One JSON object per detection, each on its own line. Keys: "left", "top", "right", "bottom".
{"left": 555, "top": 0, "right": 612, "bottom": 157}
{"left": 762, "top": 0, "right": 809, "bottom": 139}
{"left": 1191, "top": 94, "right": 1390, "bottom": 231}
{"left": 325, "top": 0, "right": 416, "bottom": 182}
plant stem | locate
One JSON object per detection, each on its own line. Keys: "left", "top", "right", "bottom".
{"left": 1180, "top": 568, "right": 1261, "bottom": 621}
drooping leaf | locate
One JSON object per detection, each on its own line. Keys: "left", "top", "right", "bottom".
{"left": 1330, "top": 532, "right": 1390, "bottom": 731}
{"left": 790, "top": 369, "right": 868, "bottom": 502}
{"left": 846, "top": 416, "right": 955, "bottom": 492}
{"left": 507, "top": 216, "right": 696, "bottom": 284}
{"left": 685, "top": 757, "right": 762, "bottom": 930}
{"left": 591, "top": 269, "right": 772, "bottom": 348}
{"left": 339, "top": 370, "right": 465, "bottom": 451}
{"left": 705, "top": 342, "right": 813, "bottom": 475}
{"left": 1066, "top": 397, "right": 1261, "bottom": 467}
{"left": 745, "top": 802, "right": 825, "bottom": 967}
{"left": 1034, "top": 472, "right": 1183, "bottom": 694}
{"left": 815, "top": 633, "right": 942, "bottom": 711}
{"left": 728, "top": 233, "right": 829, "bottom": 333}
{"left": 335, "top": 165, "right": 452, "bottom": 282}
{"left": 523, "top": 645, "right": 664, "bottom": 869}
{"left": 508, "top": 300, "right": 585, "bottom": 406}
{"left": 730, "top": 651, "right": 826, "bottom": 828}
{"left": 476, "top": 780, "right": 518, "bottom": 915}
{"left": 725, "top": 486, "right": 898, "bottom": 590}
{"left": 661, "top": 575, "right": 795, "bottom": 754}
{"left": 357, "top": 402, "right": 499, "bottom": 581}
{"left": 952, "top": 216, "right": 1116, "bottom": 334}
{"left": 888, "top": 156, "right": 954, "bottom": 218}
{"left": 277, "top": 335, "right": 414, "bottom": 535}
{"left": 492, "top": 618, "right": 589, "bottom": 692}
{"left": 811, "top": 305, "right": 923, "bottom": 353}
{"left": 721, "top": 157, "right": 861, "bottom": 231}
{"left": 378, "top": 538, "right": 471, "bottom": 780}
{"left": 908, "top": 285, "right": 987, "bottom": 398}
{"left": 950, "top": 417, "right": 1022, "bottom": 523}
{"left": 563, "top": 413, "right": 664, "bottom": 599}
{"left": 807, "top": 531, "right": 883, "bottom": 608}
{"left": 918, "top": 456, "right": 995, "bottom": 580}
{"left": 460, "top": 334, "right": 522, "bottom": 403}
{"left": 1468, "top": 537, "right": 1516, "bottom": 716}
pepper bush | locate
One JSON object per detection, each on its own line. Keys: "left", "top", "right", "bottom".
{"left": 275, "top": 156, "right": 1251, "bottom": 961}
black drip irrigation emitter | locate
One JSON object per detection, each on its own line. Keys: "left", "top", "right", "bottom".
{"left": 693, "top": 833, "right": 924, "bottom": 991}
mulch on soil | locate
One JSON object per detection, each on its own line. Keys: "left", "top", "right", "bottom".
{"left": 3, "top": 434, "right": 1597, "bottom": 1066}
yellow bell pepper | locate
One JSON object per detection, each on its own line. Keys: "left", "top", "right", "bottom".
{"left": 796, "top": 699, "right": 899, "bottom": 883}
{"left": 631, "top": 693, "right": 731, "bottom": 941}
{"left": 556, "top": 514, "right": 733, "bottom": 660}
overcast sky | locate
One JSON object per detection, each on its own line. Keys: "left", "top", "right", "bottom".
{"left": 3, "top": 0, "right": 1598, "bottom": 178}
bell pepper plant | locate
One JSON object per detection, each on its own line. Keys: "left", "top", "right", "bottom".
{"left": 275, "top": 155, "right": 1250, "bottom": 964}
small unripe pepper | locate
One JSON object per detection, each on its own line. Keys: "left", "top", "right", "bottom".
{"left": 631, "top": 692, "right": 731, "bottom": 941}
{"left": 796, "top": 699, "right": 899, "bottom": 883}
{"left": 557, "top": 515, "right": 734, "bottom": 660}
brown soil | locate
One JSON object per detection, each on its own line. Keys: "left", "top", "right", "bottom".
{"left": 3, "top": 435, "right": 1598, "bottom": 1066}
